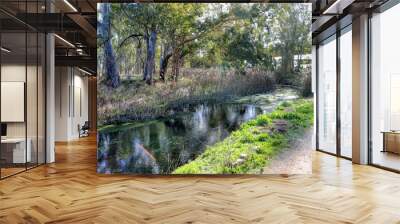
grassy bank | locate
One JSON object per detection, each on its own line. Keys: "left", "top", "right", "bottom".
{"left": 173, "top": 99, "right": 313, "bottom": 174}
{"left": 98, "top": 68, "right": 275, "bottom": 126}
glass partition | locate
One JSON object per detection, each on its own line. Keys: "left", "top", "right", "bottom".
{"left": 1, "top": 31, "right": 28, "bottom": 177}
{"left": 27, "top": 31, "right": 38, "bottom": 169}
{"left": 38, "top": 32, "right": 45, "bottom": 165}
{"left": 0, "top": 2, "right": 46, "bottom": 179}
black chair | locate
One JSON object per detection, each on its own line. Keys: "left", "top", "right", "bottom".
{"left": 78, "top": 121, "right": 90, "bottom": 138}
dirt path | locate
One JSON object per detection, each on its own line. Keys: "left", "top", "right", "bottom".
{"left": 262, "top": 128, "right": 313, "bottom": 174}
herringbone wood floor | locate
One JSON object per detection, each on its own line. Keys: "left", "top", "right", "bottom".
{"left": 1, "top": 135, "right": 400, "bottom": 224}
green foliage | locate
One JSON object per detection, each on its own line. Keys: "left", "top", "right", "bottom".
{"left": 173, "top": 99, "right": 313, "bottom": 174}
{"left": 270, "top": 4, "right": 312, "bottom": 84}
{"left": 98, "top": 3, "right": 312, "bottom": 124}
{"left": 100, "top": 3, "right": 311, "bottom": 80}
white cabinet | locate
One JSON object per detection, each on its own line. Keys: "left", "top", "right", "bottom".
{"left": 1, "top": 138, "right": 31, "bottom": 163}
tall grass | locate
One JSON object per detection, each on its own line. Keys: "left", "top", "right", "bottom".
{"left": 98, "top": 68, "right": 275, "bottom": 126}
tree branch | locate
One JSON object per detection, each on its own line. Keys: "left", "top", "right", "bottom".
{"left": 119, "top": 34, "right": 143, "bottom": 48}
{"left": 182, "top": 15, "right": 236, "bottom": 45}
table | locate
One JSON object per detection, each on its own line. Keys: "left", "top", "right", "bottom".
{"left": 1, "top": 138, "right": 31, "bottom": 163}
{"left": 381, "top": 131, "right": 400, "bottom": 154}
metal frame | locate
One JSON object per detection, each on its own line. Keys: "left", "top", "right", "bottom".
{"left": 336, "top": 24, "right": 341, "bottom": 157}
{"left": 0, "top": 0, "right": 47, "bottom": 180}
{"left": 367, "top": 0, "right": 400, "bottom": 172}
{"left": 315, "top": 0, "right": 400, "bottom": 172}
{"left": 367, "top": 11, "right": 373, "bottom": 165}
{"left": 315, "top": 32, "right": 337, "bottom": 155}
{"left": 315, "top": 21, "right": 353, "bottom": 161}
{"left": 315, "top": 44, "right": 319, "bottom": 151}
{"left": 25, "top": 1, "right": 28, "bottom": 172}
{"left": 0, "top": 18, "right": 2, "bottom": 179}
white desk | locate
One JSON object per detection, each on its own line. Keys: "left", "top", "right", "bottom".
{"left": 1, "top": 138, "right": 31, "bottom": 163}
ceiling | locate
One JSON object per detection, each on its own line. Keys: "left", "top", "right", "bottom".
{"left": 0, "top": 0, "right": 393, "bottom": 74}
{"left": 311, "top": 0, "right": 390, "bottom": 43}
{"left": 0, "top": 0, "right": 97, "bottom": 74}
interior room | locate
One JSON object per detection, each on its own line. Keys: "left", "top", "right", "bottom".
{"left": 54, "top": 66, "right": 90, "bottom": 142}
{"left": 0, "top": 0, "right": 399, "bottom": 223}
{"left": 370, "top": 3, "right": 400, "bottom": 171}
{"left": 0, "top": 0, "right": 96, "bottom": 179}
{"left": 0, "top": 8, "right": 46, "bottom": 178}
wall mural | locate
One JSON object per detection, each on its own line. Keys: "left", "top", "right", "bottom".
{"left": 97, "top": 3, "right": 313, "bottom": 174}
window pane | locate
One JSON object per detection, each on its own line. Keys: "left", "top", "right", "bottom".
{"left": 38, "top": 32, "right": 45, "bottom": 165}
{"left": 1, "top": 31, "right": 27, "bottom": 177}
{"left": 340, "top": 29, "right": 352, "bottom": 158}
{"left": 27, "top": 31, "right": 38, "bottom": 168}
{"left": 318, "top": 36, "right": 337, "bottom": 154}
{"left": 371, "top": 4, "right": 400, "bottom": 171}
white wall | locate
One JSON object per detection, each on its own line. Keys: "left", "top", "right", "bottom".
{"left": 55, "top": 67, "right": 89, "bottom": 141}
{"left": 1, "top": 65, "right": 26, "bottom": 138}
{"left": 1, "top": 65, "right": 42, "bottom": 137}
{"left": 1, "top": 63, "right": 46, "bottom": 164}
{"left": 55, "top": 66, "right": 69, "bottom": 141}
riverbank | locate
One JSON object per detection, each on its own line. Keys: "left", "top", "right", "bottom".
{"left": 97, "top": 88, "right": 299, "bottom": 132}
{"left": 173, "top": 99, "right": 314, "bottom": 174}
{"left": 98, "top": 68, "right": 275, "bottom": 126}
{"left": 262, "top": 128, "right": 313, "bottom": 174}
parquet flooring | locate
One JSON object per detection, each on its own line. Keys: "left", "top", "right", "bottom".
{"left": 1, "top": 135, "right": 400, "bottom": 224}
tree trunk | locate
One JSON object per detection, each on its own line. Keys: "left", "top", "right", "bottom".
{"left": 171, "top": 50, "right": 181, "bottom": 82}
{"left": 135, "top": 44, "right": 143, "bottom": 76}
{"left": 143, "top": 30, "right": 157, "bottom": 85}
{"left": 142, "top": 37, "right": 148, "bottom": 81}
{"left": 99, "top": 4, "right": 120, "bottom": 88}
{"left": 159, "top": 46, "right": 172, "bottom": 81}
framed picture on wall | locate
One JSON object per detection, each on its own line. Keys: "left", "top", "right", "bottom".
{"left": 96, "top": 3, "right": 313, "bottom": 175}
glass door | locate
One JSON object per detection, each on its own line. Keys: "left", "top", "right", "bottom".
{"left": 317, "top": 35, "right": 337, "bottom": 154}
{"left": 370, "top": 3, "right": 400, "bottom": 171}
{"left": 339, "top": 26, "right": 352, "bottom": 158}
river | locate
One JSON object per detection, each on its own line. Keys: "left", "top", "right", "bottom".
{"left": 97, "top": 88, "right": 298, "bottom": 174}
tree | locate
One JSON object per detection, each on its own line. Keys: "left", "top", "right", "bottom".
{"left": 117, "top": 4, "right": 167, "bottom": 85}
{"left": 108, "top": 3, "right": 311, "bottom": 85}
{"left": 269, "top": 4, "right": 311, "bottom": 84}
{"left": 159, "top": 41, "right": 173, "bottom": 81}
{"left": 98, "top": 3, "right": 120, "bottom": 88}
{"left": 160, "top": 4, "right": 207, "bottom": 81}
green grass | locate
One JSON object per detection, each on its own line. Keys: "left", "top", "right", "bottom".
{"left": 173, "top": 99, "right": 314, "bottom": 174}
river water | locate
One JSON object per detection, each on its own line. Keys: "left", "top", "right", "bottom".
{"left": 97, "top": 89, "right": 298, "bottom": 174}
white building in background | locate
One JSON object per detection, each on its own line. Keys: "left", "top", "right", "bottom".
{"left": 273, "top": 54, "right": 312, "bottom": 70}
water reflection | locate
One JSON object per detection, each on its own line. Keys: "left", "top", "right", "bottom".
{"left": 97, "top": 90, "right": 298, "bottom": 174}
